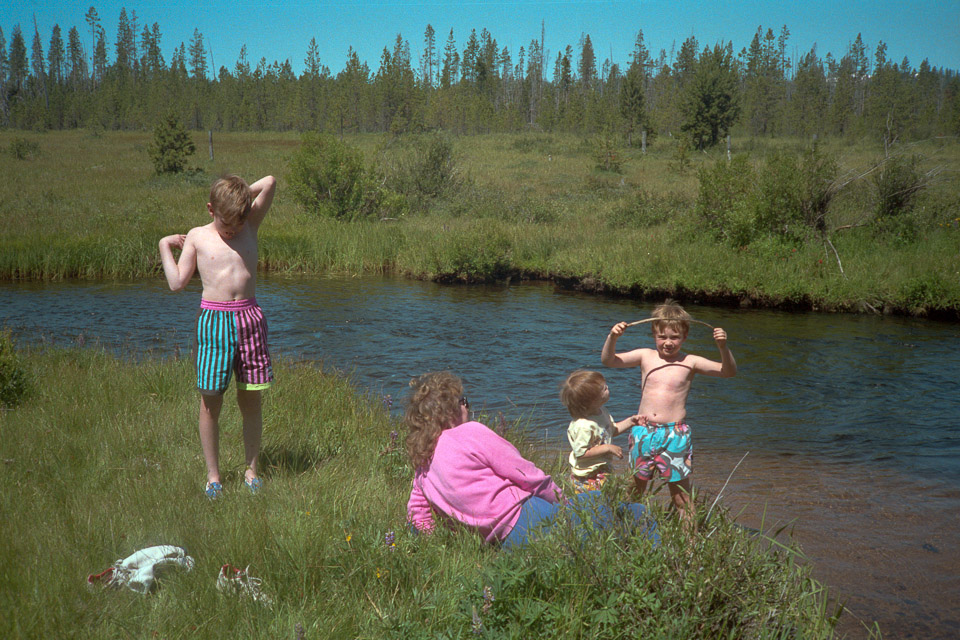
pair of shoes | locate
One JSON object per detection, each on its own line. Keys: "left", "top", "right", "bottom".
{"left": 244, "top": 476, "right": 262, "bottom": 495}
{"left": 216, "top": 564, "right": 272, "bottom": 605}
{"left": 205, "top": 481, "right": 223, "bottom": 500}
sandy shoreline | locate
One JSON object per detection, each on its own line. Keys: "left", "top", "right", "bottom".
{"left": 535, "top": 445, "right": 960, "bottom": 639}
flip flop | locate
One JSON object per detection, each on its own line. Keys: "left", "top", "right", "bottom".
{"left": 205, "top": 481, "right": 223, "bottom": 500}
{"left": 244, "top": 476, "right": 262, "bottom": 495}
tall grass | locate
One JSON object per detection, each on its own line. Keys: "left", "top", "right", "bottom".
{"left": 1, "top": 130, "right": 957, "bottom": 316}
{"left": 0, "top": 345, "right": 848, "bottom": 638}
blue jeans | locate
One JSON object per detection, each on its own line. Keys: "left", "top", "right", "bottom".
{"left": 501, "top": 490, "right": 658, "bottom": 549}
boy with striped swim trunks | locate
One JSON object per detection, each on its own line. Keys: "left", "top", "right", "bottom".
{"left": 601, "top": 300, "right": 737, "bottom": 535}
{"left": 159, "top": 174, "right": 277, "bottom": 499}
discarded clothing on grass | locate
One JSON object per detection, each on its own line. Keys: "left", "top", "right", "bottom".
{"left": 87, "top": 545, "right": 195, "bottom": 594}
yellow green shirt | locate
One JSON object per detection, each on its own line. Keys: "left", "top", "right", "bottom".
{"left": 567, "top": 408, "right": 616, "bottom": 478}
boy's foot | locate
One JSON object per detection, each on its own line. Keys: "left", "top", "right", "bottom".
{"left": 244, "top": 476, "right": 262, "bottom": 494}
{"left": 205, "top": 481, "right": 223, "bottom": 500}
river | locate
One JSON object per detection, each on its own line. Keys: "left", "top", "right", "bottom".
{"left": 2, "top": 274, "right": 958, "bottom": 638}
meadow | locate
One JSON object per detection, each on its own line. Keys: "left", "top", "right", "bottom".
{"left": 0, "top": 129, "right": 957, "bottom": 318}
{"left": 0, "top": 344, "right": 848, "bottom": 638}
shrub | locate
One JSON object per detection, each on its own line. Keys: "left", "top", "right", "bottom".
{"left": 872, "top": 154, "right": 927, "bottom": 240}
{"left": 609, "top": 191, "right": 691, "bottom": 229}
{"left": 0, "top": 330, "right": 28, "bottom": 409}
{"left": 8, "top": 137, "right": 40, "bottom": 160}
{"left": 695, "top": 154, "right": 757, "bottom": 245}
{"left": 289, "top": 133, "right": 383, "bottom": 220}
{"left": 697, "top": 145, "right": 839, "bottom": 245}
{"left": 591, "top": 132, "right": 624, "bottom": 173}
{"left": 147, "top": 113, "right": 196, "bottom": 174}
{"left": 378, "top": 133, "right": 463, "bottom": 209}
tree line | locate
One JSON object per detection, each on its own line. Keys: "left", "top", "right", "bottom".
{"left": 2, "top": 8, "right": 959, "bottom": 147}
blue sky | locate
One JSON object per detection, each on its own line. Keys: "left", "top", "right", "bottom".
{"left": 7, "top": 1, "right": 959, "bottom": 77}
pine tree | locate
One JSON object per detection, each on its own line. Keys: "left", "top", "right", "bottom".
{"left": 578, "top": 34, "right": 596, "bottom": 89}
{"left": 188, "top": 29, "right": 207, "bottom": 80}
{"left": 8, "top": 26, "right": 27, "bottom": 96}
{"left": 0, "top": 27, "right": 8, "bottom": 112}
{"left": 791, "top": 45, "right": 827, "bottom": 136}
{"left": 92, "top": 27, "right": 107, "bottom": 86}
{"left": 66, "top": 26, "right": 86, "bottom": 90}
{"left": 84, "top": 6, "right": 100, "bottom": 84}
{"left": 440, "top": 29, "right": 458, "bottom": 88}
{"left": 115, "top": 8, "right": 135, "bottom": 77}
{"left": 681, "top": 42, "right": 740, "bottom": 149}
{"left": 148, "top": 111, "right": 196, "bottom": 173}
{"left": 48, "top": 25, "right": 65, "bottom": 86}
{"left": 620, "top": 64, "right": 646, "bottom": 144}
{"left": 421, "top": 24, "right": 436, "bottom": 87}
{"left": 304, "top": 37, "right": 321, "bottom": 77}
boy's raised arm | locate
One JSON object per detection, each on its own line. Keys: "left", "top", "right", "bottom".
{"left": 693, "top": 327, "right": 738, "bottom": 377}
{"left": 601, "top": 322, "right": 644, "bottom": 368}
{"left": 158, "top": 233, "right": 197, "bottom": 291}
{"left": 245, "top": 175, "right": 276, "bottom": 228}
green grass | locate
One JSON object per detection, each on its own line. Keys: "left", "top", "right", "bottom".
{"left": 1, "top": 130, "right": 958, "bottom": 317}
{"left": 0, "top": 345, "right": 848, "bottom": 638}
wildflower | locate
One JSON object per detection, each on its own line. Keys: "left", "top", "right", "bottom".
{"left": 385, "top": 530, "right": 396, "bottom": 550}
{"left": 390, "top": 430, "right": 399, "bottom": 445}
{"left": 383, "top": 394, "right": 393, "bottom": 410}
{"left": 471, "top": 605, "right": 483, "bottom": 635}
{"left": 482, "top": 585, "right": 495, "bottom": 614}
{"left": 346, "top": 534, "right": 352, "bottom": 542}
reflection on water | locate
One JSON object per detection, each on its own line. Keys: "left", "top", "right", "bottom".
{"left": 2, "top": 274, "right": 960, "bottom": 637}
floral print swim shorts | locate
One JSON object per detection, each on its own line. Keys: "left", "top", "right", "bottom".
{"left": 628, "top": 422, "right": 692, "bottom": 482}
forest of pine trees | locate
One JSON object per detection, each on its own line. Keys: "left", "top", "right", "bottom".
{"left": 2, "top": 10, "right": 959, "bottom": 145}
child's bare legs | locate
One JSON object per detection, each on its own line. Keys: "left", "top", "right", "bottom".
{"left": 198, "top": 393, "right": 224, "bottom": 485}
{"left": 236, "top": 388, "right": 262, "bottom": 482}
{"left": 632, "top": 474, "right": 649, "bottom": 499}
{"left": 634, "top": 474, "right": 697, "bottom": 536}
{"left": 669, "top": 478, "right": 697, "bottom": 536}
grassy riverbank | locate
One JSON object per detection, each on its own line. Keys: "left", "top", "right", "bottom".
{"left": 0, "top": 345, "right": 847, "bottom": 638}
{"left": 1, "top": 130, "right": 957, "bottom": 318}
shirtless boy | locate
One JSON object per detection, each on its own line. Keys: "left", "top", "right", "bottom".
{"left": 159, "top": 174, "right": 277, "bottom": 499}
{"left": 601, "top": 300, "right": 736, "bottom": 529}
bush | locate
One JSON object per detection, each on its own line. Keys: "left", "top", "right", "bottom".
{"left": 0, "top": 330, "right": 28, "bottom": 409}
{"left": 289, "top": 133, "right": 384, "bottom": 220}
{"left": 872, "top": 154, "right": 927, "bottom": 241}
{"left": 8, "top": 137, "right": 40, "bottom": 160}
{"left": 696, "top": 145, "right": 838, "bottom": 245}
{"left": 378, "top": 133, "right": 463, "bottom": 209}
{"left": 609, "top": 191, "right": 691, "bottom": 229}
{"left": 591, "top": 133, "right": 625, "bottom": 173}
{"left": 147, "top": 113, "right": 196, "bottom": 174}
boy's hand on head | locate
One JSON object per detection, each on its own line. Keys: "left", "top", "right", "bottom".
{"left": 713, "top": 327, "right": 727, "bottom": 347}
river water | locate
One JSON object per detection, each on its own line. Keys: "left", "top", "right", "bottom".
{"left": 2, "top": 275, "right": 958, "bottom": 638}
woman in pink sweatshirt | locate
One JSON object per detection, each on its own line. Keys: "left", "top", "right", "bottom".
{"left": 405, "top": 372, "right": 656, "bottom": 549}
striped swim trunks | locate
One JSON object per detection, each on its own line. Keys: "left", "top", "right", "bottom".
{"left": 195, "top": 299, "right": 273, "bottom": 395}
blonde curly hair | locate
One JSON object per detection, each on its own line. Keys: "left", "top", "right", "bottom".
{"left": 405, "top": 372, "right": 465, "bottom": 470}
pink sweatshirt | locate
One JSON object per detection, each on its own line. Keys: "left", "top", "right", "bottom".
{"left": 407, "top": 421, "right": 564, "bottom": 544}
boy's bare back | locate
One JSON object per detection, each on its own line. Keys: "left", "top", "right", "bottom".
{"left": 159, "top": 175, "right": 276, "bottom": 301}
